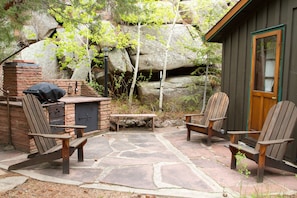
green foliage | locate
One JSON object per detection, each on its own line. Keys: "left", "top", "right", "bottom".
{"left": 110, "top": 71, "right": 131, "bottom": 97}
{"left": 0, "top": 0, "right": 56, "bottom": 61}
{"left": 0, "top": 0, "right": 135, "bottom": 72}
{"left": 189, "top": 0, "right": 236, "bottom": 66}
{"left": 119, "top": 0, "right": 174, "bottom": 26}
{"left": 189, "top": 42, "right": 223, "bottom": 66}
{"left": 109, "top": 69, "right": 152, "bottom": 98}
{"left": 48, "top": 1, "right": 103, "bottom": 74}
{"left": 191, "top": 65, "right": 221, "bottom": 76}
{"left": 137, "top": 70, "right": 152, "bottom": 82}
{"left": 88, "top": 81, "right": 104, "bottom": 95}
{"left": 179, "top": 81, "right": 214, "bottom": 112}
{"left": 94, "top": 21, "right": 133, "bottom": 49}
{"left": 48, "top": 0, "right": 134, "bottom": 82}
{"left": 194, "top": 0, "right": 236, "bottom": 34}
{"left": 49, "top": 0, "right": 105, "bottom": 27}
{"left": 191, "top": 66, "right": 221, "bottom": 88}
{"left": 235, "top": 151, "right": 251, "bottom": 178}
{"left": 118, "top": 0, "right": 176, "bottom": 106}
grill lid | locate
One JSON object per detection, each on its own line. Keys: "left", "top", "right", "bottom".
{"left": 23, "top": 82, "right": 66, "bottom": 103}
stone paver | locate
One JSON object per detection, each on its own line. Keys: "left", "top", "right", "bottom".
{"left": 0, "top": 126, "right": 297, "bottom": 198}
{"left": 0, "top": 176, "right": 28, "bottom": 192}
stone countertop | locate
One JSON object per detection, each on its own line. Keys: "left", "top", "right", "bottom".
{"left": 59, "top": 96, "right": 111, "bottom": 104}
{"left": 0, "top": 96, "right": 110, "bottom": 106}
{"left": 0, "top": 101, "right": 22, "bottom": 106}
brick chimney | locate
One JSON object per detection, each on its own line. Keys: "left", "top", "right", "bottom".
{"left": 3, "top": 60, "right": 42, "bottom": 98}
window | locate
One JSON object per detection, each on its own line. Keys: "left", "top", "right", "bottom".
{"left": 251, "top": 29, "right": 282, "bottom": 94}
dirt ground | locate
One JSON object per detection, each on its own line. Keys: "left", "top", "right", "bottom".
{"left": 0, "top": 172, "right": 165, "bottom": 198}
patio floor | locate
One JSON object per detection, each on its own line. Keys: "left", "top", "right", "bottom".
{"left": 0, "top": 126, "right": 297, "bottom": 198}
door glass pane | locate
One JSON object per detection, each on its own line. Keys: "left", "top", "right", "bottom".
{"left": 254, "top": 35, "right": 277, "bottom": 92}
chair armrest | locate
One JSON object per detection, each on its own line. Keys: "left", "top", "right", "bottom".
{"left": 209, "top": 117, "right": 227, "bottom": 122}
{"left": 28, "top": 133, "right": 71, "bottom": 140}
{"left": 208, "top": 117, "right": 227, "bottom": 129}
{"left": 258, "top": 138, "right": 294, "bottom": 145}
{"left": 228, "top": 131, "right": 261, "bottom": 144}
{"left": 185, "top": 122, "right": 206, "bottom": 128}
{"left": 257, "top": 138, "right": 295, "bottom": 162}
{"left": 184, "top": 113, "right": 204, "bottom": 117}
{"left": 228, "top": 131, "right": 261, "bottom": 135}
{"left": 50, "top": 124, "right": 87, "bottom": 129}
{"left": 50, "top": 125, "right": 86, "bottom": 138}
{"left": 185, "top": 113, "right": 204, "bottom": 122}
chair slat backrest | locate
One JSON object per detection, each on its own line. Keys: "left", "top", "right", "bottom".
{"left": 22, "top": 94, "right": 57, "bottom": 154}
{"left": 256, "top": 101, "right": 297, "bottom": 160}
{"left": 201, "top": 92, "right": 229, "bottom": 131}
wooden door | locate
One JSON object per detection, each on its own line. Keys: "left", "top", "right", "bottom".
{"left": 249, "top": 29, "right": 282, "bottom": 131}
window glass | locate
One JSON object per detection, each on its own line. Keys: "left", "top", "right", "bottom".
{"left": 254, "top": 35, "right": 277, "bottom": 92}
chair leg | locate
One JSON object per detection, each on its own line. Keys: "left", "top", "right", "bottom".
{"left": 207, "top": 128, "right": 212, "bottom": 146}
{"left": 207, "top": 136, "right": 211, "bottom": 146}
{"left": 62, "top": 139, "right": 70, "bottom": 174}
{"left": 187, "top": 128, "right": 191, "bottom": 141}
{"left": 257, "top": 167, "right": 264, "bottom": 183}
{"left": 257, "top": 146, "right": 267, "bottom": 183}
{"left": 78, "top": 146, "right": 84, "bottom": 162}
{"left": 230, "top": 147, "right": 237, "bottom": 169}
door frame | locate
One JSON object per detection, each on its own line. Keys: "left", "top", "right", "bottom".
{"left": 247, "top": 24, "right": 285, "bottom": 131}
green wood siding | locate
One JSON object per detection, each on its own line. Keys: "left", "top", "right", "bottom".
{"left": 220, "top": 0, "right": 297, "bottom": 162}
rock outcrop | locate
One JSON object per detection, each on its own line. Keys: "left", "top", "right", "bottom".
{"left": 138, "top": 75, "right": 214, "bottom": 111}
{"left": 121, "top": 24, "right": 201, "bottom": 72}
{"left": 2, "top": 0, "right": 234, "bottom": 109}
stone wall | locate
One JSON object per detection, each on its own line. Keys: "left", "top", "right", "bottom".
{"left": 0, "top": 104, "right": 10, "bottom": 146}
{"left": 98, "top": 100, "right": 111, "bottom": 131}
{"left": 0, "top": 102, "right": 35, "bottom": 152}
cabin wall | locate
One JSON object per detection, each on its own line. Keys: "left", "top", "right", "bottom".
{"left": 221, "top": 0, "right": 297, "bottom": 162}
{"left": 285, "top": 0, "right": 297, "bottom": 162}
{"left": 285, "top": 0, "right": 297, "bottom": 104}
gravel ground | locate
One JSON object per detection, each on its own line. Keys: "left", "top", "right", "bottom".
{"left": 0, "top": 172, "right": 165, "bottom": 198}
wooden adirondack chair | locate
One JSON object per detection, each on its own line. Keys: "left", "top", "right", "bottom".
{"left": 185, "top": 92, "right": 229, "bottom": 145}
{"left": 8, "top": 94, "right": 88, "bottom": 174}
{"left": 228, "top": 101, "right": 297, "bottom": 183}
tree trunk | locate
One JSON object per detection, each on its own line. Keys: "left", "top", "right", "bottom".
{"left": 201, "top": 64, "right": 208, "bottom": 113}
{"left": 129, "top": 21, "right": 141, "bottom": 107}
{"left": 159, "top": 1, "right": 180, "bottom": 111}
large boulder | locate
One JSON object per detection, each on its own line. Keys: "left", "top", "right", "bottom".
{"left": 22, "top": 12, "right": 58, "bottom": 41}
{"left": 16, "top": 40, "right": 59, "bottom": 79}
{"left": 121, "top": 24, "right": 201, "bottom": 72}
{"left": 179, "top": 1, "right": 199, "bottom": 24}
{"left": 114, "top": 1, "right": 182, "bottom": 24}
{"left": 71, "top": 57, "right": 92, "bottom": 80}
{"left": 108, "top": 48, "right": 134, "bottom": 73}
{"left": 55, "top": 27, "right": 95, "bottom": 80}
{"left": 137, "top": 75, "right": 213, "bottom": 111}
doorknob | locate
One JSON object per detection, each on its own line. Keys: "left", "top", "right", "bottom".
{"left": 272, "top": 96, "right": 277, "bottom": 100}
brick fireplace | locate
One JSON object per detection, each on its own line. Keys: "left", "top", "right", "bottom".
{"left": 0, "top": 60, "right": 111, "bottom": 153}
